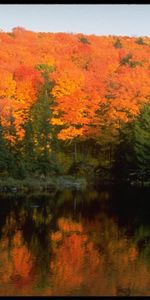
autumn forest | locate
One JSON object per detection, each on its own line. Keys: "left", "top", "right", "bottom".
{"left": 0, "top": 27, "right": 150, "bottom": 184}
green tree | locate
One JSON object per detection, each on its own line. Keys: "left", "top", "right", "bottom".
{"left": 113, "top": 122, "right": 136, "bottom": 179}
{"left": 133, "top": 102, "right": 150, "bottom": 171}
{"left": 113, "top": 102, "right": 150, "bottom": 180}
{"left": 135, "top": 37, "right": 146, "bottom": 45}
{"left": 113, "top": 38, "right": 122, "bottom": 48}
{"left": 0, "top": 119, "right": 9, "bottom": 175}
{"left": 30, "top": 64, "right": 59, "bottom": 176}
{"left": 79, "top": 36, "right": 90, "bottom": 44}
{"left": 22, "top": 118, "right": 36, "bottom": 175}
{"left": 120, "top": 53, "right": 133, "bottom": 66}
{"left": 120, "top": 52, "right": 142, "bottom": 68}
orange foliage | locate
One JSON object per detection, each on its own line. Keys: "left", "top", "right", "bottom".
{"left": 1, "top": 29, "right": 150, "bottom": 141}
{"left": 58, "top": 217, "right": 83, "bottom": 233}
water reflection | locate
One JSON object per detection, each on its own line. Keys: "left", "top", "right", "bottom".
{"left": 0, "top": 188, "right": 150, "bottom": 295}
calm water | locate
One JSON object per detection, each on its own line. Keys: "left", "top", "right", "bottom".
{"left": 0, "top": 186, "right": 150, "bottom": 296}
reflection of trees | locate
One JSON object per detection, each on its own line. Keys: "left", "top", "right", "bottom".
{"left": 48, "top": 214, "right": 150, "bottom": 296}
{"left": 11, "top": 231, "right": 35, "bottom": 285}
{"left": 133, "top": 225, "right": 150, "bottom": 275}
{"left": 83, "top": 214, "right": 150, "bottom": 296}
{"left": 0, "top": 230, "right": 36, "bottom": 296}
{"left": 0, "top": 199, "right": 54, "bottom": 295}
{"left": 1, "top": 191, "right": 150, "bottom": 295}
{"left": 16, "top": 204, "right": 53, "bottom": 291}
{"left": 50, "top": 217, "right": 101, "bottom": 296}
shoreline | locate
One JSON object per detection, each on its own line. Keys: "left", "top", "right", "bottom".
{"left": 0, "top": 175, "right": 88, "bottom": 193}
{"left": 0, "top": 175, "right": 150, "bottom": 194}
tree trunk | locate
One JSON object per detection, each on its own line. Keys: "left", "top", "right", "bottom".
{"left": 74, "top": 141, "right": 77, "bottom": 162}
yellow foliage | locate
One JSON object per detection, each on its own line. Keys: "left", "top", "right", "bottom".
{"left": 0, "top": 71, "right": 16, "bottom": 98}
{"left": 51, "top": 117, "right": 64, "bottom": 125}
{"left": 58, "top": 126, "right": 83, "bottom": 140}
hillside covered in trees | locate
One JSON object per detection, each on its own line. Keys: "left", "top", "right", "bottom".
{"left": 0, "top": 27, "right": 150, "bottom": 184}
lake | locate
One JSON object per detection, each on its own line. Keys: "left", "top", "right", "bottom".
{"left": 0, "top": 186, "right": 150, "bottom": 296}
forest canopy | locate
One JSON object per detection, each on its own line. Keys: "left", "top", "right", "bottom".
{"left": 0, "top": 27, "right": 150, "bottom": 180}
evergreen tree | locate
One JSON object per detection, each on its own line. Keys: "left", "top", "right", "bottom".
{"left": 114, "top": 38, "right": 122, "bottom": 48}
{"left": 134, "top": 102, "right": 150, "bottom": 172}
{"left": 113, "top": 122, "right": 136, "bottom": 179}
{"left": 30, "top": 65, "right": 58, "bottom": 176}
{"left": 22, "top": 118, "right": 36, "bottom": 175}
{"left": 113, "top": 102, "right": 150, "bottom": 179}
{"left": 79, "top": 36, "right": 90, "bottom": 44}
{"left": 135, "top": 37, "right": 145, "bottom": 45}
{"left": 0, "top": 119, "right": 9, "bottom": 175}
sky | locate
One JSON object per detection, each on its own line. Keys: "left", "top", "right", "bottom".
{"left": 0, "top": 4, "right": 150, "bottom": 36}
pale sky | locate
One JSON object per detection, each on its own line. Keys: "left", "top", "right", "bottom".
{"left": 0, "top": 4, "right": 150, "bottom": 36}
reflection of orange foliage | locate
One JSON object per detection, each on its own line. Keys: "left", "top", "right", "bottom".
{"left": 128, "top": 247, "right": 138, "bottom": 262}
{"left": 50, "top": 218, "right": 101, "bottom": 295}
{"left": 12, "top": 230, "right": 22, "bottom": 247}
{"left": 50, "top": 233, "right": 86, "bottom": 293}
{"left": 51, "top": 231, "right": 62, "bottom": 242}
{"left": 11, "top": 231, "right": 34, "bottom": 287}
{"left": 58, "top": 217, "right": 83, "bottom": 233}
{"left": 12, "top": 246, "right": 33, "bottom": 279}
{"left": 82, "top": 215, "right": 150, "bottom": 296}
{"left": 0, "top": 209, "right": 150, "bottom": 296}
